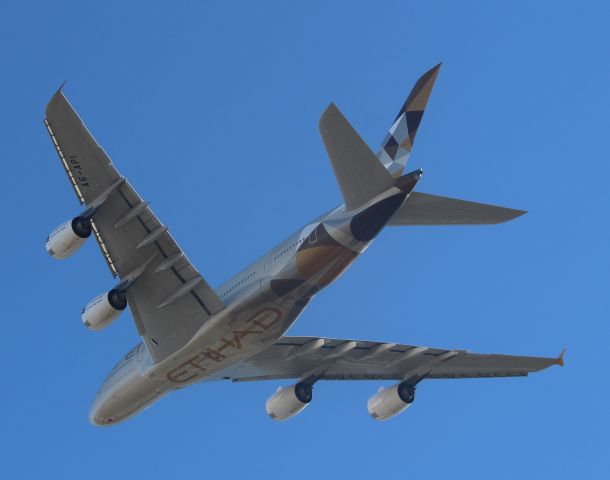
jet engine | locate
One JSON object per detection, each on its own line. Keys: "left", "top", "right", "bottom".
{"left": 46, "top": 216, "right": 92, "bottom": 259}
{"left": 82, "top": 289, "right": 127, "bottom": 331}
{"left": 266, "top": 382, "right": 313, "bottom": 421}
{"left": 367, "top": 382, "right": 415, "bottom": 421}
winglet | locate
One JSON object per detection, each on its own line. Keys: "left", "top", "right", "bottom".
{"left": 555, "top": 348, "right": 567, "bottom": 367}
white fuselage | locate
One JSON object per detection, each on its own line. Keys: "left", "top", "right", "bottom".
{"left": 90, "top": 185, "right": 408, "bottom": 425}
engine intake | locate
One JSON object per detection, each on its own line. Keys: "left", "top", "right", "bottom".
{"left": 82, "top": 289, "right": 127, "bottom": 331}
{"left": 266, "top": 382, "right": 312, "bottom": 421}
{"left": 46, "top": 216, "right": 92, "bottom": 259}
{"left": 367, "top": 382, "right": 415, "bottom": 421}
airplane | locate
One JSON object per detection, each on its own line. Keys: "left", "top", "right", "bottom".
{"left": 44, "top": 64, "right": 563, "bottom": 426}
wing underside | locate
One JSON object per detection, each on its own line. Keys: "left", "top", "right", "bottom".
{"left": 219, "top": 336, "right": 561, "bottom": 383}
{"left": 45, "top": 88, "right": 224, "bottom": 362}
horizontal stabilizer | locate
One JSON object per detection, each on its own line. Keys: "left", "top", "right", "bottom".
{"left": 319, "top": 103, "right": 395, "bottom": 211}
{"left": 388, "top": 192, "right": 526, "bottom": 225}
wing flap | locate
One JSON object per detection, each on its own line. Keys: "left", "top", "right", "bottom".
{"left": 427, "top": 352, "right": 557, "bottom": 378}
{"left": 221, "top": 336, "right": 560, "bottom": 382}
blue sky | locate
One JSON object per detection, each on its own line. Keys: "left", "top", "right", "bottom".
{"left": 1, "top": 1, "right": 608, "bottom": 478}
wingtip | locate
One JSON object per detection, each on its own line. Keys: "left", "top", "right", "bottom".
{"left": 46, "top": 81, "right": 68, "bottom": 117}
{"left": 427, "top": 63, "right": 442, "bottom": 78}
{"left": 493, "top": 208, "right": 527, "bottom": 224}
{"left": 508, "top": 208, "right": 528, "bottom": 221}
{"left": 56, "top": 80, "right": 67, "bottom": 95}
{"left": 320, "top": 102, "right": 340, "bottom": 128}
{"left": 48, "top": 81, "right": 67, "bottom": 109}
{"left": 556, "top": 348, "right": 567, "bottom": 367}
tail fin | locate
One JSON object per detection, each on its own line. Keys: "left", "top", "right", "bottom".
{"left": 319, "top": 103, "right": 395, "bottom": 211}
{"left": 378, "top": 64, "right": 441, "bottom": 177}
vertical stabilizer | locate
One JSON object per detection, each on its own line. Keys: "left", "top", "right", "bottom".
{"left": 378, "top": 64, "right": 441, "bottom": 177}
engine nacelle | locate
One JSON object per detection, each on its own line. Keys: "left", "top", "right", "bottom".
{"left": 82, "top": 289, "right": 127, "bottom": 331}
{"left": 46, "top": 217, "right": 92, "bottom": 259}
{"left": 266, "top": 382, "right": 313, "bottom": 421}
{"left": 367, "top": 382, "right": 415, "bottom": 421}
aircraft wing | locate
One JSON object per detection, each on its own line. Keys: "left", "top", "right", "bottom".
{"left": 222, "top": 336, "right": 562, "bottom": 382}
{"left": 45, "top": 89, "right": 224, "bottom": 362}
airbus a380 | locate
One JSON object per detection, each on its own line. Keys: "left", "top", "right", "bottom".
{"left": 45, "top": 65, "right": 563, "bottom": 426}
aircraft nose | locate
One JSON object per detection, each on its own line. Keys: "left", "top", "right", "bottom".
{"left": 89, "top": 393, "right": 116, "bottom": 426}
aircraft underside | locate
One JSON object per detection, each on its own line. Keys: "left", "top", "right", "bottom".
{"left": 45, "top": 64, "right": 562, "bottom": 426}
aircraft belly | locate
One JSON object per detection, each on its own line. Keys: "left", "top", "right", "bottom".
{"left": 90, "top": 365, "right": 164, "bottom": 426}
{"left": 92, "top": 285, "right": 310, "bottom": 424}
{"left": 92, "top": 199, "right": 398, "bottom": 425}
{"left": 157, "top": 290, "right": 310, "bottom": 388}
